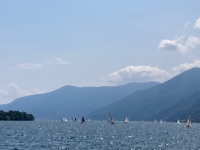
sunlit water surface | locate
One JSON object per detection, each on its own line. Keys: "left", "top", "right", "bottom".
{"left": 0, "top": 121, "right": 199, "bottom": 150}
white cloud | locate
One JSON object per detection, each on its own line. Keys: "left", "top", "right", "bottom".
{"left": 158, "top": 36, "right": 200, "bottom": 53}
{"left": 106, "top": 66, "right": 171, "bottom": 84}
{"left": 46, "top": 58, "right": 71, "bottom": 65}
{"left": 0, "top": 83, "right": 44, "bottom": 104}
{"left": 16, "top": 63, "right": 43, "bottom": 70}
{"left": 102, "top": 60, "right": 200, "bottom": 85}
{"left": 159, "top": 17, "right": 200, "bottom": 53}
{"left": 194, "top": 17, "right": 200, "bottom": 30}
{"left": 158, "top": 38, "right": 183, "bottom": 52}
{"left": 172, "top": 59, "right": 200, "bottom": 73}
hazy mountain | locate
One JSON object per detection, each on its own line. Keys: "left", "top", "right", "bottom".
{"left": 87, "top": 67, "right": 200, "bottom": 121}
{"left": 0, "top": 82, "right": 159, "bottom": 119}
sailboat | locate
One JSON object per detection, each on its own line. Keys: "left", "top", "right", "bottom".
{"left": 88, "top": 118, "right": 91, "bottom": 121}
{"left": 154, "top": 118, "right": 157, "bottom": 123}
{"left": 160, "top": 120, "right": 162, "bottom": 124}
{"left": 177, "top": 119, "right": 180, "bottom": 124}
{"left": 108, "top": 112, "right": 114, "bottom": 124}
{"left": 124, "top": 115, "right": 129, "bottom": 123}
{"left": 110, "top": 117, "right": 114, "bottom": 124}
{"left": 61, "top": 117, "right": 68, "bottom": 122}
{"left": 81, "top": 116, "right": 85, "bottom": 123}
{"left": 184, "top": 115, "right": 192, "bottom": 128}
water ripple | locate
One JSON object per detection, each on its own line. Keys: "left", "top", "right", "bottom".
{"left": 0, "top": 121, "right": 200, "bottom": 149}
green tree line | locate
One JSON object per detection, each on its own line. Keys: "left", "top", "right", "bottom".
{"left": 0, "top": 110, "right": 34, "bottom": 121}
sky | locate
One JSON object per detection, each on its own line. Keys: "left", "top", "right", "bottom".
{"left": 0, "top": 0, "right": 200, "bottom": 104}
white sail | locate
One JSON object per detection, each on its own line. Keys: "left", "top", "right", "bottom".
{"left": 61, "top": 117, "right": 67, "bottom": 122}
{"left": 185, "top": 115, "right": 192, "bottom": 128}
{"left": 108, "top": 116, "right": 111, "bottom": 123}
{"left": 124, "top": 115, "right": 129, "bottom": 123}
{"left": 77, "top": 117, "right": 81, "bottom": 122}
{"left": 160, "top": 120, "right": 162, "bottom": 124}
{"left": 154, "top": 118, "right": 157, "bottom": 123}
{"left": 108, "top": 112, "right": 113, "bottom": 123}
{"left": 177, "top": 119, "right": 180, "bottom": 124}
{"left": 88, "top": 118, "right": 91, "bottom": 121}
{"left": 77, "top": 114, "right": 81, "bottom": 122}
{"left": 186, "top": 117, "right": 190, "bottom": 126}
{"left": 189, "top": 119, "right": 192, "bottom": 127}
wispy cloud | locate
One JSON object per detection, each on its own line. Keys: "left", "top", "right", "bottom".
{"left": 46, "top": 58, "right": 71, "bottom": 65}
{"left": 55, "top": 58, "right": 71, "bottom": 65}
{"left": 0, "top": 83, "right": 45, "bottom": 104}
{"left": 15, "top": 63, "right": 43, "bottom": 70}
{"left": 15, "top": 58, "right": 71, "bottom": 70}
{"left": 184, "top": 21, "right": 191, "bottom": 28}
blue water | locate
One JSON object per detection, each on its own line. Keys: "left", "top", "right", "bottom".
{"left": 0, "top": 121, "right": 199, "bottom": 150}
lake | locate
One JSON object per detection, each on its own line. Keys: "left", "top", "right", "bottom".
{"left": 0, "top": 121, "right": 199, "bottom": 149}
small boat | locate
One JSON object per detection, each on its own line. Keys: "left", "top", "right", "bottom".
{"left": 61, "top": 117, "right": 68, "bottom": 122}
{"left": 154, "top": 118, "right": 157, "bottom": 123}
{"left": 160, "top": 120, "right": 162, "bottom": 124}
{"left": 177, "top": 119, "right": 180, "bottom": 124}
{"left": 124, "top": 115, "right": 129, "bottom": 123}
{"left": 88, "top": 118, "right": 91, "bottom": 121}
{"left": 81, "top": 116, "right": 85, "bottom": 123}
{"left": 108, "top": 112, "right": 114, "bottom": 124}
{"left": 184, "top": 115, "right": 192, "bottom": 128}
{"left": 110, "top": 118, "right": 114, "bottom": 124}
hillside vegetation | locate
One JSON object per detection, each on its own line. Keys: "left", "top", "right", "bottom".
{"left": 0, "top": 110, "right": 34, "bottom": 121}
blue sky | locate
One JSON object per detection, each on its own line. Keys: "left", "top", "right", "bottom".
{"left": 0, "top": 0, "right": 200, "bottom": 104}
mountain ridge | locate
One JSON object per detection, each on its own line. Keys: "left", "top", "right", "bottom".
{"left": 87, "top": 67, "right": 200, "bottom": 121}
{"left": 0, "top": 81, "right": 159, "bottom": 119}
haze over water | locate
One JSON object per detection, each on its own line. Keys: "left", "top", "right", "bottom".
{"left": 0, "top": 121, "right": 199, "bottom": 149}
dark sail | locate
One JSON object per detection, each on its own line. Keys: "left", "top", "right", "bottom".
{"left": 82, "top": 116, "right": 85, "bottom": 122}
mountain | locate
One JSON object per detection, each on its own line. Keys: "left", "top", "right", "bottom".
{"left": 0, "top": 82, "right": 159, "bottom": 119}
{"left": 87, "top": 67, "right": 200, "bottom": 121}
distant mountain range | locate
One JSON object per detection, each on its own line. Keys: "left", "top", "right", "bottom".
{"left": 0, "top": 82, "right": 159, "bottom": 119}
{"left": 87, "top": 67, "right": 200, "bottom": 121}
